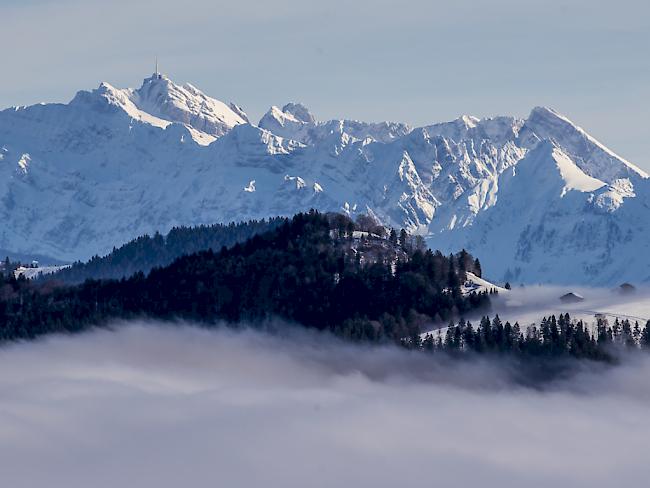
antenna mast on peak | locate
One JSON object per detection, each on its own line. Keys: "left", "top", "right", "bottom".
{"left": 153, "top": 56, "right": 162, "bottom": 80}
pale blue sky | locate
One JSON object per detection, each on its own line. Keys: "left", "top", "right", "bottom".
{"left": 2, "top": 0, "right": 649, "bottom": 169}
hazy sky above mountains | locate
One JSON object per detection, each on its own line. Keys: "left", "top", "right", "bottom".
{"left": 2, "top": 0, "right": 649, "bottom": 169}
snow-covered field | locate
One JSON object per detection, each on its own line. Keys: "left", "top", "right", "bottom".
{"left": 492, "top": 285, "right": 650, "bottom": 327}
{"left": 462, "top": 271, "right": 508, "bottom": 295}
{"left": 425, "top": 276, "right": 650, "bottom": 337}
{"left": 13, "top": 265, "right": 70, "bottom": 280}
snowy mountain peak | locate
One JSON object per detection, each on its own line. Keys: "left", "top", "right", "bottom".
{"left": 2, "top": 80, "right": 649, "bottom": 285}
{"left": 281, "top": 103, "right": 316, "bottom": 124}
{"left": 523, "top": 106, "right": 648, "bottom": 182}
{"left": 67, "top": 75, "right": 248, "bottom": 142}
{"left": 72, "top": 81, "right": 129, "bottom": 109}
{"left": 257, "top": 105, "right": 314, "bottom": 143}
{"left": 70, "top": 81, "right": 173, "bottom": 129}
{"left": 97, "top": 81, "right": 120, "bottom": 94}
{"left": 459, "top": 114, "right": 480, "bottom": 128}
{"left": 261, "top": 105, "right": 311, "bottom": 127}
{"left": 132, "top": 74, "right": 247, "bottom": 138}
{"left": 528, "top": 106, "right": 569, "bottom": 124}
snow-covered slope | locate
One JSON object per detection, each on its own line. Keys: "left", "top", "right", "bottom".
{"left": 14, "top": 265, "right": 70, "bottom": 280}
{"left": 69, "top": 74, "right": 248, "bottom": 145}
{"left": 431, "top": 140, "right": 650, "bottom": 285}
{"left": 462, "top": 272, "right": 508, "bottom": 295}
{"left": 1, "top": 74, "right": 648, "bottom": 285}
{"left": 132, "top": 75, "right": 249, "bottom": 140}
{"left": 521, "top": 107, "right": 647, "bottom": 181}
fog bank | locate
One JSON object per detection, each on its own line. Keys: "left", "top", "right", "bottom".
{"left": 489, "top": 285, "right": 650, "bottom": 329}
{"left": 0, "top": 322, "right": 648, "bottom": 487}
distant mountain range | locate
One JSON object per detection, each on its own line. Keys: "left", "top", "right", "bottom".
{"left": 1, "top": 72, "right": 648, "bottom": 285}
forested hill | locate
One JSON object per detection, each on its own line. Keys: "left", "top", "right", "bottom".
{"left": 51, "top": 218, "right": 286, "bottom": 284}
{"left": 0, "top": 211, "right": 490, "bottom": 343}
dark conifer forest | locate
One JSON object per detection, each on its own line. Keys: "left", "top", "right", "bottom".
{"left": 415, "top": 314, "right": 650, "bottom": 363}
{"left": 50, "top": 217, "right": 286, "bottom": 284}
{"left": 2, "top": 210, "right": 648, "bottom": 365}
{"left": 0, "top": 211, "right": 489, "bottom": 343}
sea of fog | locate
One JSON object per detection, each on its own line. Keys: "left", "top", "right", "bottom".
{"left": 491, "top": 285, "right": 650, "bottom": 327}
{"left": 0, "top": 321, "right": 649, "bottom": 487}
{"left": 421, "top": 285, "right": 650, "bottom": 337}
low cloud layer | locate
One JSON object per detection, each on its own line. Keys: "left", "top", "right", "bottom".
{"left": 489, "top": 285, "right": 650, "bottom": 329}
{"left": 0, "top": 322, "right": 648, "bottom": 487}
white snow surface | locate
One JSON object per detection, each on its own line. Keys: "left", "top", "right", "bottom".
{"left": 14, "top": 265, "right": 70, "bottom": 280}
{"left": 1, "top": 74, "right": 649, "bottom": 285}
{"left": 462, "top": 272, "right": 508, "bottom": 295}
{"left": 488, "top": 286, "right": 650, "bottom": 336}
{"left": 423, "top": 285, "right": 650, "bottom": 339}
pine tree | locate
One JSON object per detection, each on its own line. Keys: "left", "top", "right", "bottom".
{"left": 612, "top": 318, "right": 622, "bottom": 343}
{"left": 641, "top": 321, "right": 650, "bottom": 349}
{"left": 492, "top": 315, "right": 504, "bottom": 351}
{"left": 462, "top": 320, "right": 475, "bottom": 351}
{"left": 410, "top": 329, "right": 422, "bottom": 349}
{"left": 622, "top": 319, "right": 635, "bottom": 348}
{"left": 422, "top": 333, "right": 435, "bottom": 352}
{"left": 473, "top": 258, "right": 482, "bottom": 278}
{"left": 346, "top": 221, "right": 354, "bottom": 238}
{"left": 511, "top": 322, "right": 522, "bottom": 353}
{"left": 633, "top": 321, "right": 641, "bottom": 346}
{"left": 447, "top": 254, "right": 461, "bottom": 296}
{"left": 597, "top": 317, "right": 610, "bottom": 346}
{"left": 444, "top": 323, "right": 455, "bottom": 350}
{"left": 414, "top": 235, "right": 426, "bottom": 252}
{"left": 479, "top": 316, "right": 491, "bottom": 350}
{"left": 453, "top": 321, "right": 462, "bottom": 350}
{"left": 503, "top": 321, "right": 513, "bottom": 352}
{"left": 389, "top": 228, "right": 398, "bottom": 246}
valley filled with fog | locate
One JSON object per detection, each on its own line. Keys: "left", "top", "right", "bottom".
{"left": 0, "top": 322, "right": 648, "bottom": 488}
{"left": 3, "top": 0, "right": 649, "bottom": 485}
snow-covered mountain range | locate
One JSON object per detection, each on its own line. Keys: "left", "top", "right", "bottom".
{"left": 1, "top": 73, "right": 649, "bottom": 285}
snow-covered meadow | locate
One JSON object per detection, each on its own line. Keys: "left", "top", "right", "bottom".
{"left": 425, "top": 277, "right": 650, "bottom": 337}
{"left": 491, "top": 284, "right": 650, "bottom": 328}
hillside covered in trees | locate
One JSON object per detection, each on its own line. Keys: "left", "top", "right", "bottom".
{"left": 0, "top": 211, "right": 489, "bottom": 344}
{"left": 414, "top": 314, "right": 650, "bottom": 362}
{"left": 49, "top": 218, "right": 286, "bottom": 284}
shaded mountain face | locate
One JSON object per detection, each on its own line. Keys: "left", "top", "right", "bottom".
{"left": 0, "top": 74, "right": 648, "bottom": 285}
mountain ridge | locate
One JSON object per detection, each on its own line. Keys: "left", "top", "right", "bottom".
{"left": 1, "top": 73, "right": 647, "bottom": 285}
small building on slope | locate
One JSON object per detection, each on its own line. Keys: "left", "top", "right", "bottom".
{"left": 619, "top": 283, "right": 636, "bottom": 295}
{"left": 559, "top": 292, "right": 584, "bottom": 304}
